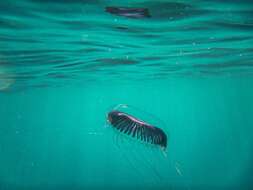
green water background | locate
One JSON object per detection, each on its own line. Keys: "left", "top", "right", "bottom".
{"left": 1, "top": 76, "right": 253, "bottom": 189}
{"left": 1, "top": 0, "right": 253, "bottom": 189}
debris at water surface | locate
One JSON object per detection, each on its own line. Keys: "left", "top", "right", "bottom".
{"left": 105, "top": 6, "right": 151, "bottom": 19}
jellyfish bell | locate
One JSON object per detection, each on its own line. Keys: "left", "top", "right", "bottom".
{"left": 106, "top": 104, "right": 170, "bottom": 163}
{"left": 107, "top": 109, "right": 167, "bottom": 149}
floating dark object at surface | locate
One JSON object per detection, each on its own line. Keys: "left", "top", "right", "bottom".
{"left": 107, "top": 110, "right": 167, "bottom": 148}
{"left": 105, "top": 6, "right": 151, "bottom": 19}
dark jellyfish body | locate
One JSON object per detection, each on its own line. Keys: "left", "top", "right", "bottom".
{"left": 107, "top": 110, "right": 167, "bottom": 148}
{"left": 105, "top": 6, "right": 151, "bottom": 19}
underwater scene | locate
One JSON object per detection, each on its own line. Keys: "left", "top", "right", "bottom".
{"left": 1, "top": 0, "right": 253, "bottom": 189}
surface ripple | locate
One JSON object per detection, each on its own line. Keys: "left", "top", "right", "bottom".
{"left": 0, "top": 0, "right": 253, "bottom": 90}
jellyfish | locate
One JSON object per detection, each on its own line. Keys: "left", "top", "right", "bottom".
{"left": 105, "top": 104, "right": 169, "bottom": 185}
{"left": 105, "top": 105, "right": 187, "bottom": 187}
{"left": 107, "top": 110, "right": 167, "bottom": 149}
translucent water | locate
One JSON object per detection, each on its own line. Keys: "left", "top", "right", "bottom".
{"left": 0, "top": 0, "right": 253, "bottom": 189}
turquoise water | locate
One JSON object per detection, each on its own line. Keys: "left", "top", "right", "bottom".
{"left": 1, "top": 0, "right": 253, "bottom": 189}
